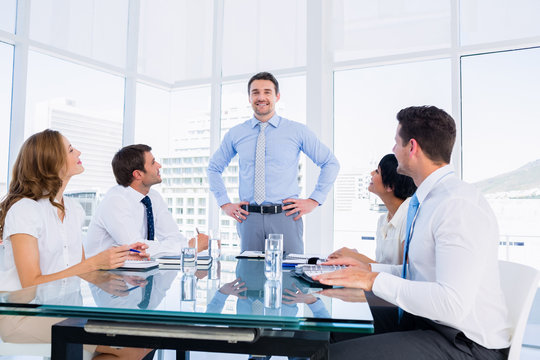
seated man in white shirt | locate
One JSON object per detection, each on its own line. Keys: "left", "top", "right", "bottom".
{"left": 314, "top": 106, "right": 511, "bottom": 360}
{"left": 86, "top": 144, "right": 208, "bottom": 258}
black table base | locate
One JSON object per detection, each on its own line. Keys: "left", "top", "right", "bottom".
{"left": 51, "top": 318, "right": 329, "bottom": 360}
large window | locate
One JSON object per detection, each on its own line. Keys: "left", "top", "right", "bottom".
{"left": 138, "top": 0, "right": 213, "bottom": 83}
{"left": 25, "top": 51, "right": 125, "bottom": 228}
{"left": 0, "top": 0, "right": 16, "bottom": 33}
{"left": 332, "top": 0, "right": 451, "bottom": 62}
{"left": 136, "top": 85, "right": 212, "bottom": 240}
{"left": 333, "top": 59, "right": 451, "bottom": 258}
{"left": 29, "top": 0, "right": 128, "bottom": 67}
{"left": 462, "top": 47, "right": 540, "bottom": 269}
{"left": 0, "top": 42, "right": 13, "bottom": 197}
{"left": 222, "top": 0, "right": 306, "bottom": 76}
{"left": 460, "top": 0, "right": 540, "bottom": 45}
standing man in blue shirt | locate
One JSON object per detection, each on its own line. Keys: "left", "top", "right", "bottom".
{"left": 208, "top": 72, "right": 340, "bottom": 254}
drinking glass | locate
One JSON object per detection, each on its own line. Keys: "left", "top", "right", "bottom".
{"left": 181, "top": 246, "right": 197, "bottom": 275}
{"left": 180, "top": 274, "right": 196, "bottom": 312}
{"left": 264, "top": 234, "right": 283, "bottom": 280}
{"left": 209, "top": 233, "right": 221, "bottom": 259}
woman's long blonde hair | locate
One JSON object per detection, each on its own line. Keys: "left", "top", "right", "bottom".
{"left": 0, "top": 129, "right": 67, "bottom": 238}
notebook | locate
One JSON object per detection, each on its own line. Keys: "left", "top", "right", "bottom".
{"left": 158, "top": 255, "right": 212, "bottom": 265}
{"left": 236, "top": 250, "right": 265, "bottom": 259}
{"left": 283, "top": 253, "right": 325, "bottom": 265}
{"left": 117, "top": 259, "right": 160, "bottom": 271}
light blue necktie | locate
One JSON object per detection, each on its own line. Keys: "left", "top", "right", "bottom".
{"left": 398, "top": 193, "right": 420, "bottom": 321}
{"left": 253, "top": 122, "right": 269, "bottom": 205}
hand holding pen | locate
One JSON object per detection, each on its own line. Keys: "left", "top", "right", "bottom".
{"left": 126, "top": 242, "right": 150, "bottom": 260}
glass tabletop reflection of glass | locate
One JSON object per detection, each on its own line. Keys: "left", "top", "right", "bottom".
{"left": 0, "top": 257, "right": 373, "bottom": 333}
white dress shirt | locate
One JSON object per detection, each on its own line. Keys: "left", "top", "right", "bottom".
{"left": 375, "top": 197, "right": 410, "bottom": 264}
{"left": 371, "top": 165, "right": 511, "bottom": 349}
{"left": 1, "top": 197, "right": 85, "bottom": 291}
{"left": 85, "top": 185, "right": 186, "bottom": 258}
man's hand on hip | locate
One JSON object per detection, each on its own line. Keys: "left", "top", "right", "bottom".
{"left": 221, "top": 201, "right": 250, "bottom": 223}
{"left": 282, "top": 198, "right": 319, "bottom": 221}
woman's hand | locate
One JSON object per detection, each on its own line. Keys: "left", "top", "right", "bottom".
{"left": 87, "top": 245, "right": 131, "bottom": 270}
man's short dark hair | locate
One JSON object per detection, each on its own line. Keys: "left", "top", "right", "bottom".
{"left": 247, "top": 72, "right": 279, "bottom": 95}
{"left": 379, "top": 154, "right": 417, "bottom": 200}
{"left": 396, "top": 106, "right": 456, "bottom": 164}
{"left": 112, "top": 144, "right": 152, "bottom": 187}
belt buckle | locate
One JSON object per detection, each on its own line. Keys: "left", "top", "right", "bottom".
{"left": 260, "top": 206, "right": 264, "bottom": 214}
{"left": 274, "top": 205, "right": 278, "bottom": 214}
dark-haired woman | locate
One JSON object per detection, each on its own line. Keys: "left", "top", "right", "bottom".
{"left": 0, "top": 129, "right": 151, "bottom": 359}
{"left": 329, "top": 154, "right": 417, "bottom": 264}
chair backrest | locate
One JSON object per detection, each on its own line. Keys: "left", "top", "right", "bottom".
{"left": 498, "top": 260, "right": 540, "bottom": 360}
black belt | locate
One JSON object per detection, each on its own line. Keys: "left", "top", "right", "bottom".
{"left": 241, "top": 204, "right": 282, "bottom": 214}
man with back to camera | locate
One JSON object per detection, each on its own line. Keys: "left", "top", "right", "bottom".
{"left": 314, "top": 106, "right": 510, "bottom": 359}
{"left": 86, "top": 144, "right": 208, "bottom": 258}
{"left": 207, "top": 72, "right": 340, "bottom": 254}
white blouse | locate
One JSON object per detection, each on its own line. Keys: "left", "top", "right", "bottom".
{"left": 1, "top": 197, "right": 85, "bottom": 291}
{"left": 374, "top": 197, "right": 410, "bottom": 265}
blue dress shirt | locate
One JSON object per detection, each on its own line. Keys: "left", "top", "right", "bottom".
{"left": 208, "top": 114, "right": 340, "bottom": 206}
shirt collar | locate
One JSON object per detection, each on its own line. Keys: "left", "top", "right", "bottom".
{"left": 125, "top": 185, "right": 147, "bottom": 202}
{"left": 388, "top": 197, "right": 410, "bottom": 227}
{"left": 415, "top": 164, "right": 455, "bottom": 204}
{"left": 249, "top": 113, "right": 281, "bottom": 128}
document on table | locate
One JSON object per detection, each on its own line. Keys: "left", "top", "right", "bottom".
{"left": 236, "top": 250, "right": 265, "bottom": 259}
{"left": 117, "top": 260, "right": 160, "bottom": 271}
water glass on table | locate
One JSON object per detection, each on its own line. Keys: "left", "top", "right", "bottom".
{"left": 180, "top": 274, "right": 196, "bottom": 312}
{"left": 264, "top": 279, "right": 282, "bottom": 309}
{"left": 181, "top": 246, "right": 197, "bottom": 275}
{"left": 264, "top": 233, "right": 283, "bottom": 280}
{"left": 209, "top": 232, "right": 221, "bottom": 260}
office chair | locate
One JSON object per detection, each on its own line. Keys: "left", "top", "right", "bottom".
{"left": 498, "top": 260, "right": 540, "bottom": 360}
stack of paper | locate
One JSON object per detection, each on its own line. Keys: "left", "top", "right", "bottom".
{"left": 117, "top": 259, "right": 160, "bottom": 271}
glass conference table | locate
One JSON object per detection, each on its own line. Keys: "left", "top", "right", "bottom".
{"left": 0, "top": 256, "right": 373, "bottom": 359}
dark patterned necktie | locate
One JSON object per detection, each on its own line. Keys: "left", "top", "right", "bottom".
{"left": 137, "top": 275, "right": 154, "bottom": 309}
{"left": 141, "top": 196, "right": 154, "bottom": 240}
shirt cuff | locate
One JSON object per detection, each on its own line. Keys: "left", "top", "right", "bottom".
{"left": 307, "top": 298, "right": 325, "bottom": 312}
{"left": 308, "top": 191, "right": 325, "bottom": 205}
{"left": 216, "top": 194, "right": 232, "bottom": 207}
{"left": 372, "top": 271, "right": 401, "bottom": 307}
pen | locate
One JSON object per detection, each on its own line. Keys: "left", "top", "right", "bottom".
{"left": 113, "top": 245, "right": 141, "bottom": 253}
{"left": 196, "top": 227, "right": 200, "bottom": 234}
{"left": 123, "top": 285, "right": 140, "bottom": 292}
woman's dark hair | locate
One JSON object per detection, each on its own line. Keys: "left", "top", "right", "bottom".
{"left": 379, "top": 154, "right": 417, "bottom": 200}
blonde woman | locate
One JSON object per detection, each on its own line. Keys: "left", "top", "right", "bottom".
{"left": 0, "top": 129, "right": 151, "bottom": 359}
